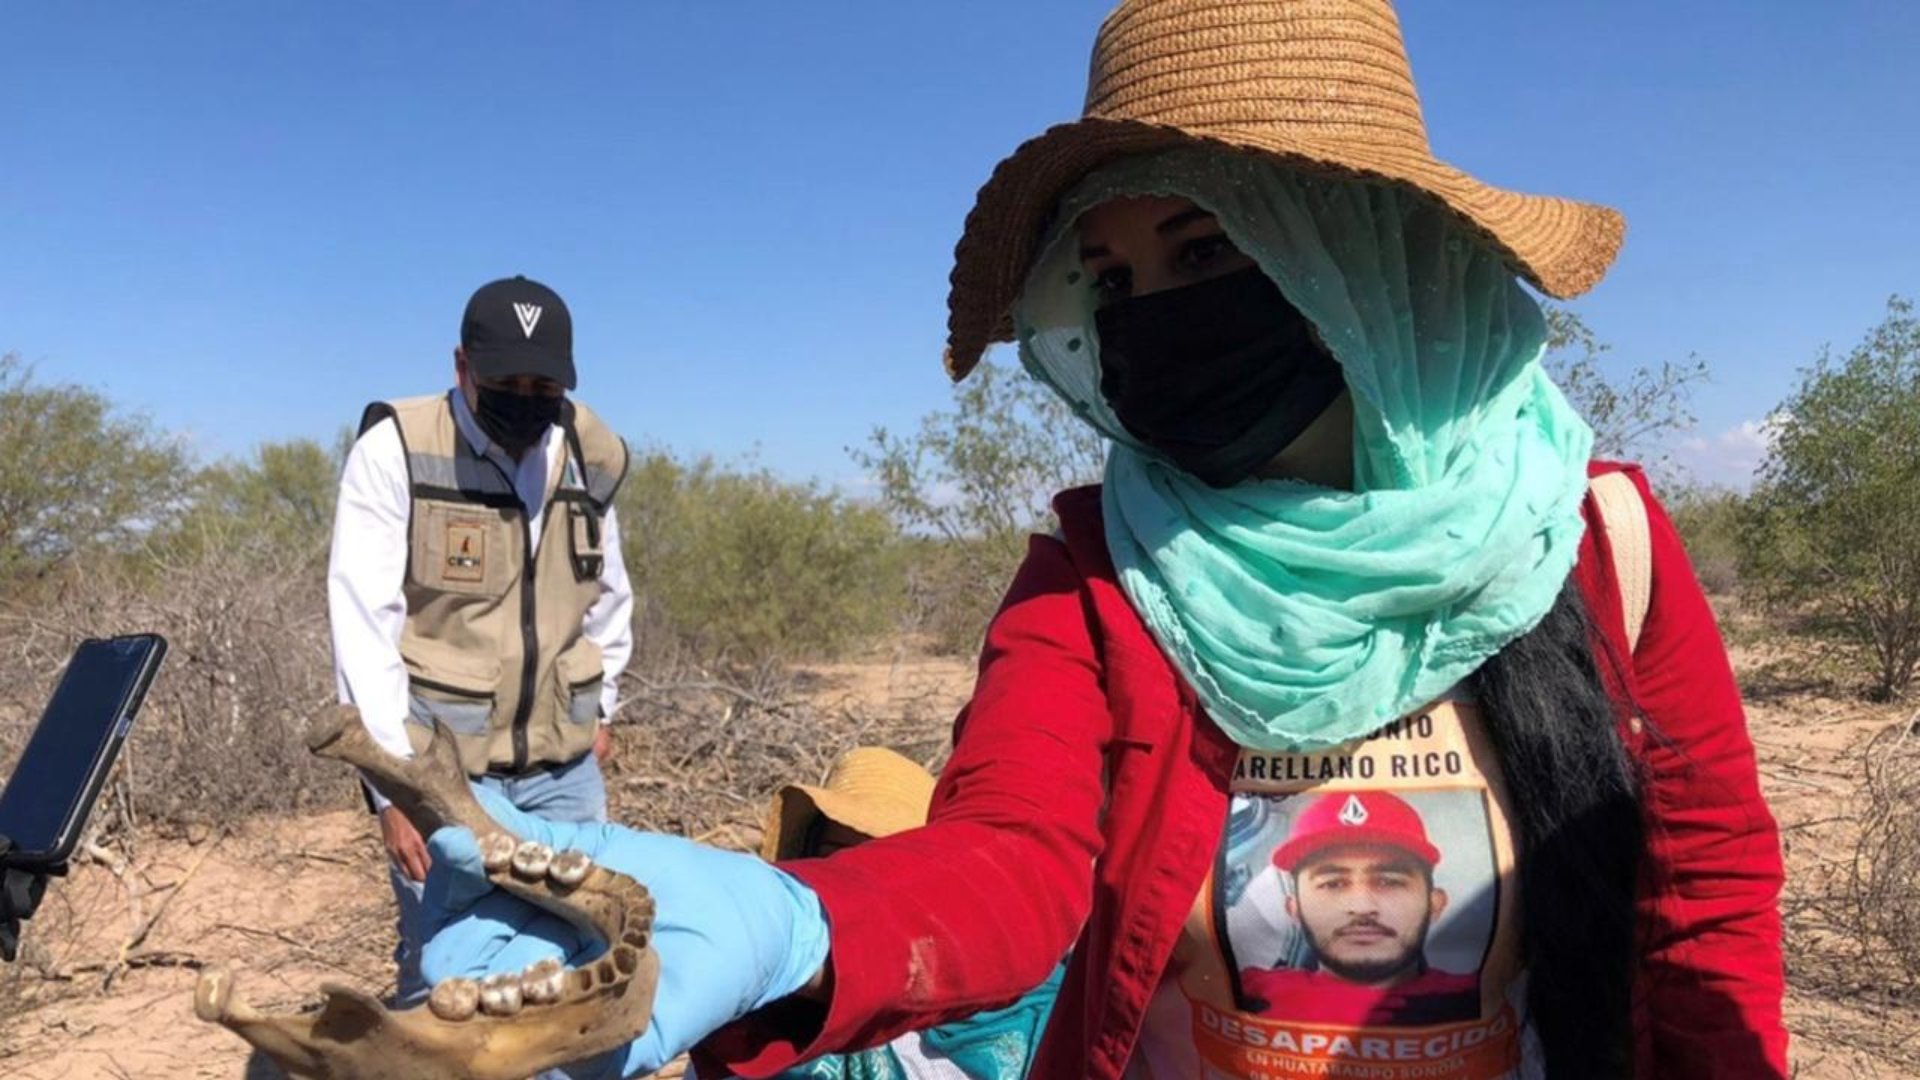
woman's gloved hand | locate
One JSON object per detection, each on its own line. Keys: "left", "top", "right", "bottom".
{"left": 420, "top": 789, "right": 832, "bottom": 1079}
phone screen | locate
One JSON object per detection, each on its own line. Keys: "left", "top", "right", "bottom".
{"left": 0, "top": 636, "right": 163, "bottom": 859}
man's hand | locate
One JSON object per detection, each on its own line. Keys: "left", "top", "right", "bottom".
{"left": 593, "top": 724, "right": 615, "bottom": 766}
{"left": 380, "top": 805, "right": 431, "bottom": 882}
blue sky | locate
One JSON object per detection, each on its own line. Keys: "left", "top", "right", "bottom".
{"left": 3, "top": 2, "right": 1914, "bottom": 490}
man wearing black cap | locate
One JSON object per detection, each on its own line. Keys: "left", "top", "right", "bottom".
{"left": 326, "top": 275, "right": 633, "bottom": 1006}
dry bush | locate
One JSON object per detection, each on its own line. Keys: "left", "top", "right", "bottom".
{"left": 0, "top": 524, "right": 346, "bottom": 836}
{"left": 602, "top": 642, "right": 959, "bottom": 847}
{"left": 1848, "top": 721, "right": 1920, "bottom": 988}
{"left": 890, "top": 535, "right": 1024, "bottom": 657}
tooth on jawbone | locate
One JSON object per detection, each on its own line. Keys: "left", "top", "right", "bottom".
{"left": 429, "top": 977, "right": 480, "bottom": 1021}
{"left": 511, "top": 841, "right": 554, "bottom": 879}
{"left": 479, "top": 832, "right": 518, "bottom": 872}
{"left": 479, "top": 972, "right": 524, "bottom": 1016}
{"left": 549, "top": 849, "right": 591, "bottom": 886}
{"left": 522, "top": 957, "right": 566, "bottom": 1005}
{"left": 192, "top": 966, "right": 234, "bottom": 1022}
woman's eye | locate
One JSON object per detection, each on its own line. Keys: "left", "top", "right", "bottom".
{"left": 1180, "top": 233, "right": 1234, "bottom": 270}
{"left": 1093, "top": 266, "right": 1132, "bottom": 302}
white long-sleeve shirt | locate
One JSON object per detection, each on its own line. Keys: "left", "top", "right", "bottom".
{"left": 327, "top": 390, "right": 634, "bottom": 791}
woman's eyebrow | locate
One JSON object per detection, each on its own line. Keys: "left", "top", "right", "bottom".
{"left": 1156, "top": 207, "right": 1218, "bottom": 234}
{"left": 1078, "top": 207, "right": 1219, "bottom": 260}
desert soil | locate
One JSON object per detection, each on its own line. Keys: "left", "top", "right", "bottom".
{"left": 1, "top": 647, "right": 1915, "bottom": 1078}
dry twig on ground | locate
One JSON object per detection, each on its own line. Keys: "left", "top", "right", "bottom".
{"left": 1847, "top": 717, "right": 1920, "bottom": 988}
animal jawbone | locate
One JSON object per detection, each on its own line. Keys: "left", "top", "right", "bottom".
{"left": 193, "top": 706, "right": 660, "bottom": 1080}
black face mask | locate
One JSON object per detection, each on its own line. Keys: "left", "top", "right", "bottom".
{"left": 473, "top": 386, "right": 564, "bottom": 459}
{"left": 1095, "top": 265, "right": 1347, "bottom": 488}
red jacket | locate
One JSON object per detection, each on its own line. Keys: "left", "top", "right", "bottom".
{"left": 704, "top": 464, "right": 1787, "bottom": 1078}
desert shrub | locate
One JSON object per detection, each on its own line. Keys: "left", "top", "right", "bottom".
{"left": 890, "top": 534, "right": 1025, "bottom": 656}
{"left": 0, "top": 428, "right": 364, "bottom": 822}
{"left": 1663, "top": 485, "right": 1745, "bottom": 596}
{"left": 1848, "top": 724, "right": 1920, "bottom": 987}
{"left": 0, "top": 436, "right": 357, "bottom": 826}
{"left": 606, "top": 654, "right": 960, "bottom": 841}
{"left": 1742, "top": 296, "right": 1920, "bottom": 699}
{"left": 617, "top": 451, "right": 904, "bottom": 663}
{"left": 170, "top": 437, "right": 342, "bottom": 553}
{"left": 0, "top": 354, "right": 193, "bottom": 581}
{"left": 851, "top": 357, "right": 1104, "bottom": 654}
{"left": 0, "top": 532, "right": 343, "bottom": 829}
{"left": 1542, "top": 308, "right": 1708, "bottom": 467}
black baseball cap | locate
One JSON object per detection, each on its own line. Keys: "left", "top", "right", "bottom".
{"left": 460, "top": 275, "right": 576, "bottom": 390}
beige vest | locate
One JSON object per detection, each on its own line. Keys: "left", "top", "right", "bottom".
{"left": 362, "top": 393, "right": 629, "bottom": 776}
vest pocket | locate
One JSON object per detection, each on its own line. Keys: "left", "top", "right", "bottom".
{"left": 401, "top": 640, "right": 500, "bottom": 739}
{"left": 555, "top": 643, "right": 605, "bottom": 726}
{"left": 566, "top": 499, "right": 606, "bottom": 581}
{"left": 407, "top": 686, "right": 492, "bottom": 738}
{"left": 414, "top": 501, "right": 515, "bottom": 597}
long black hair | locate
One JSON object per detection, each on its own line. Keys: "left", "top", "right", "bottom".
{"left": 1469, "top": 578, "right": 1644, "bottom": 1078}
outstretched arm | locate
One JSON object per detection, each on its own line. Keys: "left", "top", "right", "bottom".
{"left": 410, "top": 535, "right": 1113, "bottom": 1077}
{"left": 701, "top": 534, "right": 1114, "bottom": 1074}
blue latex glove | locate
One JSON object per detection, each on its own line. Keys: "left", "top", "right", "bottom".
{"left": 421, "top": 789, "right": 832, "bottom": 1079}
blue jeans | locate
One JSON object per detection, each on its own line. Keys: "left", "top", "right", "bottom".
{"left": 387, "top": 750, "right": 608, "bottom": 1006}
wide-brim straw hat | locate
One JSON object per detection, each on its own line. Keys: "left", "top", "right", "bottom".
{"left": 761, "top": 746, "right": 938, "bottom": 862}
{"left": 942, "top": 0, "right": 1625, "bottom": 380}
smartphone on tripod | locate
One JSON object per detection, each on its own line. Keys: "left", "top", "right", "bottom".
{"left": 0, "top": 634, "right": 167, "bottom": 869}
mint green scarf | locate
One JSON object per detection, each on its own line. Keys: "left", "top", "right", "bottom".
{"left": 1014, "top": 150, "right": 1595, "bottom": 752}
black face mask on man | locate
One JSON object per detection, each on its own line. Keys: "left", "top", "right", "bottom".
{"left": 473, "top": 385, "right": 564, "bottom": 459}
{"left": 1094, "top": 265, "right": 1347, "bottom": 488}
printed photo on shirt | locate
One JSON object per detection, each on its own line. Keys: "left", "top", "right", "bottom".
{"left": 1215, "top": 788, "right": 1498, "bottom": 1027}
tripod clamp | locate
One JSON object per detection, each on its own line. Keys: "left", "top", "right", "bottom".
{"left": 0, "top": 834, "right": 51, "bottom": 963}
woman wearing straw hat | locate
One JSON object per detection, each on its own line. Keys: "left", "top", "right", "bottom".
{"left": 422, "top": 2, "right": 1787, "bottom": 1077}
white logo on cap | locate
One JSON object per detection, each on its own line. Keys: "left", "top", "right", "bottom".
{"left": 513, "top": 302, "right": 543, "bottom": 339}
{"left": 1338, "top": 794, "right": 1370, "bottom": 827}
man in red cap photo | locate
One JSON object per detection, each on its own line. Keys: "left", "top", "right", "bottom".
{"left": 1240, "top": 790, "right": 1480, "bottom": 1026}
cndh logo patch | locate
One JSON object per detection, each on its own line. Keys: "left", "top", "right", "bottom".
{"left": 444, "top": 519, "right": 488, "bottom": 583}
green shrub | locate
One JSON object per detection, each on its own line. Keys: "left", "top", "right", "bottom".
{"left": 850, "top": 358, "right": 1104, "bottom": 654}
{"left": 1663, "top": 484, "right": 1745, "bottom": 596}
{"left": 892, "top": 533, "right": 1026, "bottom": 657}
{"left": 0, "top": 354, "right": 192, "bottom": 583}
{"left": 159, "top": 437, "right": 343, "bottom": 564}
{"left": 617, "top": 451, "right": 904, "bottom": 662}
{"left": 1742, "top": 296, "right": 1920, "bottom": 699}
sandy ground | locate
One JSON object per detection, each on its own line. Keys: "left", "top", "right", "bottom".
{"left": 2, "top": 646, "right": 1916, "bottom": 1078}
